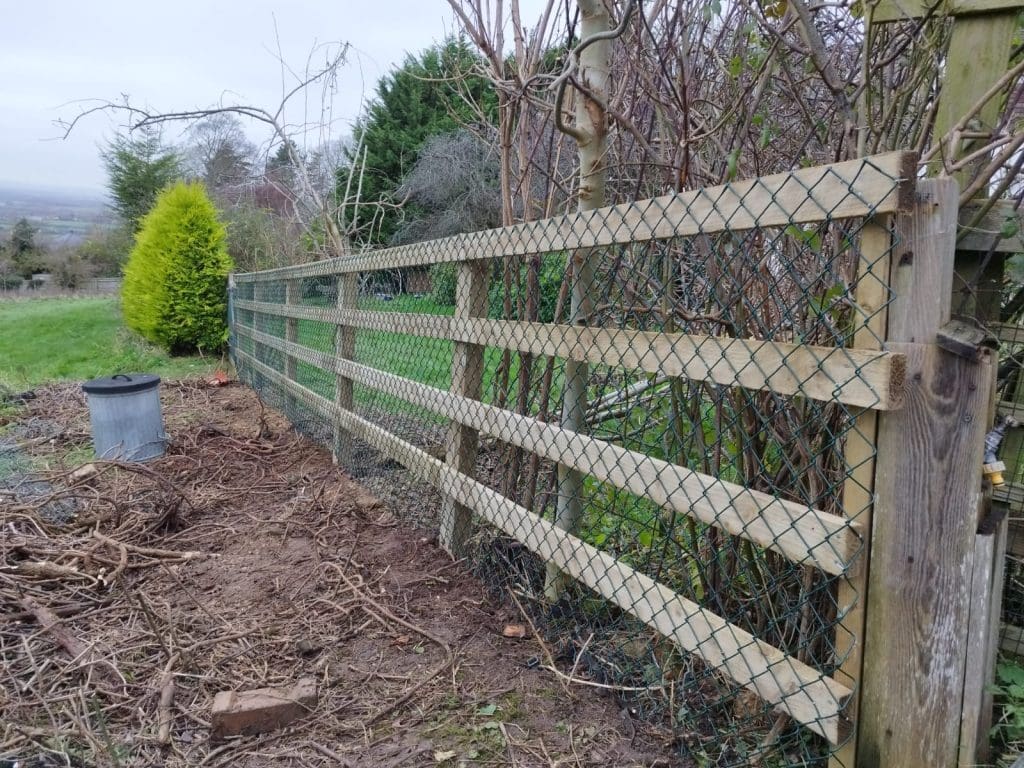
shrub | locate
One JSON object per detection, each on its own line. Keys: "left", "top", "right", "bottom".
{"left": 122, "top": 181, "right": 233, "bottom": 354}
{"left": 487, "top": 254, "right": 564, "bottom": 323}
{"left": 429, "top": 262, "right": 458, "bottom": 306}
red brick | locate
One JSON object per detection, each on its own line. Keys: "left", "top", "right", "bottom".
{"left": 210, "top": 677, "right": 317, "bottom": 740}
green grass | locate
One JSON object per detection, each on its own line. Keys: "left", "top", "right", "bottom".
{"left": 0, "top": 297, "right": 217, "bottom": 389}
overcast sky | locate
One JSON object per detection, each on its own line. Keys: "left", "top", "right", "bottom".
{"left": 0, "top": 0, "right": 541, "bottom": 195}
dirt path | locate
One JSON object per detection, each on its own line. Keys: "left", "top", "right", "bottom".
{"left": 1, "top": 381, "right": 682, "bottom": 767}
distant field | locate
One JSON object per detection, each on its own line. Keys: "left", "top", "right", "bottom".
{"left": 0, "top": 297, "right": 217, "bottom": 389}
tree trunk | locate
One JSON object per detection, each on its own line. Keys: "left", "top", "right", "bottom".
{"left": 545, "top": 0, "right": 611, "bottom": 602}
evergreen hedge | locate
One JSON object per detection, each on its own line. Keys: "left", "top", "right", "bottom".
{"left": 122, "top": 182, "right": 233, "bottom": 354}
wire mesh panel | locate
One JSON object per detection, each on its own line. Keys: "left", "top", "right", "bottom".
{"left": 230, "top": 152, "right": 914, "bottom": 766}
{"left": 985, "top": 314, "right": 1024, "bottom": 660}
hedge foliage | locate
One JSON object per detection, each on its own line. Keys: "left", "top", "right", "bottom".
{"left": 429, "top": 262, "right": 458, "bottom": 306}
{"left": 486, "top": 254, "right": 564, "bottom": 323}
{"left": 122, "top": 182, "right": 233, "bottom": 354}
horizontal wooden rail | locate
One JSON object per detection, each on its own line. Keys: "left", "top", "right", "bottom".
{"left": 958, "top": 200, "right": 1023, "bottom": 254}
{"left": 993, "top": 322, "right": 1024, "bottom": 345}
{"left": 235, "top": 324, "right": 860, "bottom": 575}
{"left": 234, "top": 300, "right": 906, "bottom": 410}
{"left": 234, "top": 152, "right": 915, "bottom": 283}
{"left": 1001, "top": 624, "right": 1024, "bottom": 656}
{"left": 998, "top": 400, "right": 1024, "bottom": 420}
{"left": 232, "top": 345, "right": 854, "bottom": 743}
{"left": 874, "top": 0, "right": 1023, "bottom": 22}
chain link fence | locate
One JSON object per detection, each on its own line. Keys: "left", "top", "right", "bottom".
{"left": 959, "top": 208, "right": 1024, "bottom": 665}
{"left": 230, "top": 153, "right": 914, "bottom": 766}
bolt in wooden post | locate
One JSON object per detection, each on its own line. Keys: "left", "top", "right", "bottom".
{"left": 333, "top": 273, "right": 357, "bottom": 466}
{"left": 440, "top": 260, "right": 488, "bottom": 557}
{"left": 857, "top": 180, "right": 993, "bottom": 768}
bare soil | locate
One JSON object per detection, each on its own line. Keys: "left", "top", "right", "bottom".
{"left": 1, "top": 380, "right": 682, "bottom": 767}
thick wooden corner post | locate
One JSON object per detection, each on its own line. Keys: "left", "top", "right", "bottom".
{"left": 439, "top": 260, "right": 488, "bottom": 557}
{"left": 857, "top": 180, "right": 993, "bottom": 767}
{"left": 333, "top": 273, "right": 357, "bottom": 465}
{"left": 870, "top": 4, "right": 1023, "bottom": 762}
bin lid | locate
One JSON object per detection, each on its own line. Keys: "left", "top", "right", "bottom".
{"left": 82, "top": 373, "right": 161, "bottom": 395}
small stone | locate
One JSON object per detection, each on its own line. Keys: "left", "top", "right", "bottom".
{"left": 295, "top": 638, "right": 321, "bottom": 656}
{"left": 502, "top": 624, "right": 527, "bottom": 639}
{"left": 70, "top": 463, "right": 98, "bottom": 482}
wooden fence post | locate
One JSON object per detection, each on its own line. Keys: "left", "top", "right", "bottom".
{"left": 253, "top": 281, "right": 271, "bottom": 382}
{"left": 439, "top": 260, "right": 488, "bottom": 557}
{"left": 830, "top": 215, "right": 893, "bottom": 768}
{"left": 227, "top": 274, "right": 240, "bottom": 377}
{"left": 285, "top": 279, "right": 299, "bottom": 381}
{"left": 284, "top": 278, "right": 299, "bottom": 414}
{"left": 333, "top": 273, "right": 357, "bottom": 465}
{"left": 857, "top": 179, "right": 994, "bottom": 767}
{"left": 873, "top": 5, "right": 1022, "bottom": 758}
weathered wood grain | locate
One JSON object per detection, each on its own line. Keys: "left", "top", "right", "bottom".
{"left": 857, "top": 180, "right": 990, "bottom": 768}
{"left": 333, "top": 274, "right": 357, "bottom": 464}
{"left": 830, "top": 215, "right": 893, "bottom": 768}
{"left": 439, "top": 260, "right": 488, "bottom": 557}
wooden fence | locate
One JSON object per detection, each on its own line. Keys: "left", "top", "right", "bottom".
{"left": 230, "top": 153, "right": 992, "bottom": 766}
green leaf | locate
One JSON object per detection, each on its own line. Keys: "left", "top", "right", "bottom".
{"left": 998, "top": 662, "right": 1024, "bottom": 686}
{"left": 726, "top": 148, "right": 741, "bottom": 181}
{"left": 1008, "top": 253, "right": 1024, "bottom": 284}
{"left": 785, "top": 224, "right": 822, "bottom": 252}
{"left": 476, "top": 703, "right": 497, "bottom": 716}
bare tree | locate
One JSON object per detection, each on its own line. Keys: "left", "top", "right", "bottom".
{"left": 58, "top": 42, "right": 370, "bottom": 261}
{"left": 393, "top": 129, "right": 503, "bottom": 244}
{"left": 184, "top": 113, "right": 258, "bottom": 194}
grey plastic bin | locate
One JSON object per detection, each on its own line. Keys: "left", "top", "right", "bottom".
{"left": 82, "top": 374, "right": 167, "bottom": 462}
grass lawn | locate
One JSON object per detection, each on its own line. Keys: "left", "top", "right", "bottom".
{"left": 271, "top": 294, "right": 526, "bottom": 413}
{"left": 0, "top": 297, "right": 218, "bottom": 389}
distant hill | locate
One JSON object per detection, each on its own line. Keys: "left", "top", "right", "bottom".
{"left": 0, "top": 183, "right": 113, "bottom": 247}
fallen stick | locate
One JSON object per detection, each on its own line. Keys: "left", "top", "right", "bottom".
{"left": 92, "top": 530, "right": 204, "bottom": 561}
{"left": 156, "top": 654, "right": 179, "bottom": 745}
{"left": 327, "top": 564, "right": 455, "bottom": 728}
{"left": 2, "top": 560, "right": 99, "bottom": 584}
{"left": 362, "top": 658, "right": 454, "bottom": 727}
{"left": 18, "top": 596, "right": 120, "bottom": 689}
{"left": 2, "top": 603, "right": 88, "bottom": 624}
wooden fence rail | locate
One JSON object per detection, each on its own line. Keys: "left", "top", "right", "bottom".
{"left": 229, "top": 156, "right": 991, "bottom": 765}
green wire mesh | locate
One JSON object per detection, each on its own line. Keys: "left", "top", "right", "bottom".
{"left": 229, "top": 157, "right": 906, "bottom": 767}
